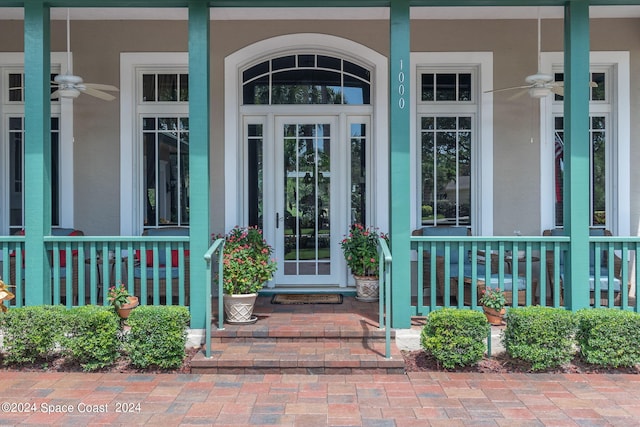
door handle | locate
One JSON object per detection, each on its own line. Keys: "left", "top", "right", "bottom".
{"left": 276, "top": 212, "right": 280, "bottom": 229}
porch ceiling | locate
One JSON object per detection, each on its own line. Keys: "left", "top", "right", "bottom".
{"left": 1, "top": 5, "right": 640, "bottom": 20}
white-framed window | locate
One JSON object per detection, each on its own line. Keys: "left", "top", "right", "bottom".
{"left": 0, "top": 52, "right": 72, "bottom": 235}
{"left": 411, "top": 53, "right": 493, "bottom": 235}
{"left": 540, "top": 52, "right": 630, "bottom": 235}
{"left": 120, "top": 53, "right": 189, "bottom": 235}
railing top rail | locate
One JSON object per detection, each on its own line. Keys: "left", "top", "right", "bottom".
{"left": 589, "top": 236, "right": 640, "bottom": 242}
{"left": 205, "top": 238, "right": 225, "bottom": 262}
{"left": 43, "top": 236, "right": 190, "bottom": 243}
{"left": 0, "top": 237, "right": 26, "bottom": 242}
{"left": 378, "top": 237, "right": 392, "bottom": 262}
{"left": 410, "top": 236, "right": 570, "bottom": 243}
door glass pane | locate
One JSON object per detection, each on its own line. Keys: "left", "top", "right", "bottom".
{"left": 283, "top": 123, "right": 331, "bottom": 276}
{"left": 350, "top": 123, "right": 366, "bottom": 225}
{"left": 248, "top": 124, "right": 264, "bottom": 228}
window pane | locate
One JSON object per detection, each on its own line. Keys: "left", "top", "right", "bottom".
{"left": 554, "top": 128, "right": 564, "bottom": 227}
{"left": 158, "top": 74, "right": 178, "bottom": 101}
{"left": 9, "top": 119, "right": 23, "bottom": 228}
{"left": 272, "top": 55, "right": 295, "bottom": 71}
{"left": 243, "top": 76, "right": 269, "bottom": 105}
{"left": 317, "top": 55, "right": 340, "bottom": 71}
{"left": 142, "top": 74, "right": 155, "bottom": 102}
{"left": 421, "top": 73, "right": 434, "bottom": 101}
{"left": 592, "top": 118, "right": 606, "bottom": 226}
{"left": 343, "top": 75, "right": 368, "bottom": 104}
{"left": 51, "top": 118, "right": 60, "bottom": 226}
{"left": 143, "top": 116, "right": 189, "bottom": 228}
{"left": 243, "top": 61, "right": 269, "bottom": 82}
{"left": 591, "top": 72, "right": 605, "bottom": 101}
{"left": 9, "top": 73, "right": 22, "bottom": 102}
{"left": 242, "top": 54, "right": 370, "bottom": 105}
{"left": 436, "top": 74, "right": 456, "bottom": 101}
{"left": 458, "top": 73, "right": 472, "bottom": 101}
{"left": 298, "top": 54, "right": 315, "bottom": 68}
{"left": 421, "top": 115, "right": 472, "bottom": 226}
{"left": 343, "top": 60, "right": 370, "bottom": 82}
{"left": 179, "top": 74, "right": 189, "bottom": 102}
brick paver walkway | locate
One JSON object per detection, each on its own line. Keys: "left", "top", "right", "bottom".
{"left": 1, "top": 371, "right": 639, "bottom": 426}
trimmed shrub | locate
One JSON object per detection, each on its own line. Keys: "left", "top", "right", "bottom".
{"left": 62, "top": 305, "right": 121, "bottom": 371}
{"left": 124, "top": 305, "right": 190, "bottom": 369}
{"left": 0, "top": 305, "right": 66, "bottom": 364}
{"left": 502, "top": 306, "right": 577, "bottom": 370}
{"left": 421, "top": 308, "right": 490, "bottom": 369}
{"left": 576, "top": 308, "right": 640, "bottom": 368}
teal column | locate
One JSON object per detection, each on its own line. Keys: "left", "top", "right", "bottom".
{"left": 389, "top": 0, "right": 411, "bottom": 328}
{"left": 24, "top": 0, "right": 51, "bottom": 306}
{"left": 188, "top": 0, "right": 211, "bottom": 328}
{"left": 563, "top": 1, "right": 591, "bottom": 309}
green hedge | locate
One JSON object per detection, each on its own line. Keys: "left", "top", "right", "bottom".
{"left": 62, "top": 305, "right": 121, "bottom": 371}
{"left": 124, "top": 305, "right": 190, "bottom": 369}
{"left": 576, "top": 308, "right": 640, "bottom": 368}
{"left": 502, "top": 306, "right": 577, "bottom": 371}
{"left": 421, "top": 308, "right": 490, "bottom": 369}
{"left": 0, "top": 305, "right": 66, "bottom": 364}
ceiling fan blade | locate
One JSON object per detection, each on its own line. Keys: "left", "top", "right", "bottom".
{"left": 485, "top": 84, "right": 533, "bottom": 94}
{"left": 82, "top": 87, "right": 117, "bottom": 101}
{"left": 550, "top": 86, "right": 564, "bottom": 96}
{"left": 507, "top": 89, "right": 530, "bottom": 101}
{"left": 83, "top": 83, "right": 119, "bottom": 92}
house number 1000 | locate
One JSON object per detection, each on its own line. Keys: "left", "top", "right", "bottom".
{"left": 397, "top": 59, "right": 405, "bottom": 109}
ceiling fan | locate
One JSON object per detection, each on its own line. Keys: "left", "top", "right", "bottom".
{"left": 486, "top": 10, "right": 596, "bottom": 99}
{"left": 50, "top": 9, "right": 119, "bottom": 101}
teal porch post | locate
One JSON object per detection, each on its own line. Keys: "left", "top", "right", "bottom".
{"left": 389, "top": 0, "right": 411, "bottom": 328}
{"left": 563, "top": 1, "right": 591, "bottom": 309}
{"left": 24, "top": 0, "right": 52, "bottom": 306}
{"left": 188, "top": 0, "right": 211, "bottom": 328}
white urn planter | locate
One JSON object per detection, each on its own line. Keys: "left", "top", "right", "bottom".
{"left": 223, "top": 293, "right": 258, "bottom": 324}
{"left": 354, "top": 276, "right": 379, "bottom": 302}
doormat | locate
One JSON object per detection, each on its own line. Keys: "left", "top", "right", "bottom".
{"left": 271, "top": 294, "right": 343, "bottom": 305}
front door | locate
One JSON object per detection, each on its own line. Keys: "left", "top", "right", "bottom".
{"left": 273, "top": 116, "right": 342, "bottom": 286}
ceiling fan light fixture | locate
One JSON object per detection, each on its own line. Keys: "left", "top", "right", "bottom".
{"left": 528, "top": 87, "right": 550, "bottom": 98}
{"left": 58, "top": 87, "right": 80, "bottom": 98}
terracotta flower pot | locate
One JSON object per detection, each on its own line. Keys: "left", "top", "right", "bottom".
{"left": 482, "top": 306, "right": 506, "bottom": 325}
{"left": 116, "top": 296, "right": 139, "bottom": 319}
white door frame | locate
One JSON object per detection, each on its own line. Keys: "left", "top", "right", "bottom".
{"left": 224, "top": 33, "right": 389, "bottom": 234}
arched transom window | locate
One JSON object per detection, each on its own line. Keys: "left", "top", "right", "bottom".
{"left": 242, "top": 54, "right": 371, "bottom": 105}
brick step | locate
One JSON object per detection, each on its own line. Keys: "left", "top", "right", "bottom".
{"left": 190, "top": 338, "right": 405, "bottom": 375}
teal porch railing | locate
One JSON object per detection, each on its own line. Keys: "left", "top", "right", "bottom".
{"left": 0, "top": 236, "right": 25, "bottom": 308}
{"left": 1, "top": 235, "right": 189, "bottom": 308}
{"left": 411, "top": 235, "right": 640, "bottom": 315}
{"left": 378, "top": 236, "right": 392, "bottom": 359}
{"left": 204, "top": 237, "right": 225, "bottom": 358}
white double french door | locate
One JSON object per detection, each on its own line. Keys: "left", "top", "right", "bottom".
{"left": 246, "top": 113, "right": 371, "bottom": 288}
{"left": 269, "top": 116, "right": 343, "bottom": 286}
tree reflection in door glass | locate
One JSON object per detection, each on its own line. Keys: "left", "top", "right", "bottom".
{"left": 283, "top": 123, "right": 331, "bottom": 276}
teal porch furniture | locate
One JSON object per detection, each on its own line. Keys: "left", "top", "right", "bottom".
{"left": 413, "top": 226, "right": 471, "bottom": 303}
{"left": 133, "top": 227, "right": 190, "bottom": 305}
{"left": 544, "top": 228, "right": 624, "bottom": 305}
{"left": 9, "top": 228, "right": 84, "bottom": 304}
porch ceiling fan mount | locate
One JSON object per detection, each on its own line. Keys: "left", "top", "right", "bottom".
{"left": 486, "top": 9, "right": 594, "bottom": 99}
{"left": 51, "top": 9, "right": 119, "bottom": 101}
